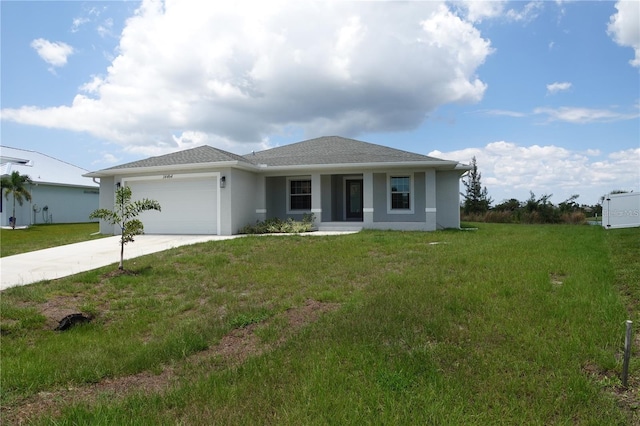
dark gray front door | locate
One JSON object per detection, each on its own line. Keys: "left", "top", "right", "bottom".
{"left": 346, "top": 179, "right": 363, "bottom": 220}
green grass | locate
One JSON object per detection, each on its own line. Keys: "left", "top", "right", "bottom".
{"left": 1, "top": 224, "right": 638, "bottom": 424}
{"left": 0, "top": 223, "right": 105, "bottom": 257}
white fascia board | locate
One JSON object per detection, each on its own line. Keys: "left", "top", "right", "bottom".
{"left": 257, "top": 160, "right": 461, "bottom": 173}
{"left": 455, "top": 163, "right": 473, "bottom": 171}
{"left": 84, "top": 160, "right": 259, "bottom": 178}
{"left": 84, "top": 159, "right": 465, "bottom": 178}
{"left": 30, "top": 181, "right": 98, "bottom": 189}
{"left": 0, "top": 155, "right": 30, "bottom": 164}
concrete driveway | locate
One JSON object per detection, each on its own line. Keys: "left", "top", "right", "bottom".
{"left": 0, "top": 231, "right": 358, "bottom": 291}
{"left": 0, "top": 235, "right": 239, "bottom": 291}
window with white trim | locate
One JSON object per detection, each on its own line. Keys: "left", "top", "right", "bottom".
{"left": 289, "top": 178, "right": 311, "bottom": 211}
{"left": 390, "top": 176, "right": 411, "bottom": 210}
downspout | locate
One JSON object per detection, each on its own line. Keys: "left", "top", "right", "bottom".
{"left": 92, "top": 178, "right": 100, "bottom": 231}
{"left": 30, "top": 183, "right": 34, "bottom": 226}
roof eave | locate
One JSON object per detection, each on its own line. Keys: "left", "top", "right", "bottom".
{"left": 83, "top": 159, "right": 466, "bottom": 178}
{"left": 84, "top": 160, "right": 258, "bottom": 178}
{"left": 257, "top": 160, "right": 462, "bottom": 172}
{"left": 29, "top": 180, "right": 98, "bottom": 188}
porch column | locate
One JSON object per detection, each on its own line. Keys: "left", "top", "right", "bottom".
{"left": 363, "top": 172, "right": 374, "bottom": 227}
{"left": 255, "top": 175, "right": 267, "bottom": 222}
{"left": 311, "top": 173, "right": 322, "bottom": 226}
{"left": 425, "top": 169, "right": 437, "bottom": 230}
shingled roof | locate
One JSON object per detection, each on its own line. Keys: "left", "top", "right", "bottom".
{"left": 1, "top": 146, "right": 97, "bottom": 187}
{"left": 248, "top": 136, "right": 446, "bottom": 166}
{"left": 87, "top": 136, "right": 461, "bottom": 177}
{"left": 99, "top": 145, "right": 252, "bottom": 172}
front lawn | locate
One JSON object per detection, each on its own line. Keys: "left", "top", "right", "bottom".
{"left": 1, "top": 224, "right": 638, "bottom": 424}
{"left": 0, "top": 223, "right": 105, "bottom": 257}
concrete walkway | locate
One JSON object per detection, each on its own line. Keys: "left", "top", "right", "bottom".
{"left": 0, "top": 235, "right": 239, "bottom": 291}
{"left": 0, "top": 231, "right": 358, "bottom": 291}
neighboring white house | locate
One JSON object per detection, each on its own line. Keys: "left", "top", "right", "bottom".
{"left": 602, "top": 192, "right": 640, "bottom": 229}
{"left": 0, "top": 146, "right": 99, "bottom": 227}
{"left": 85, "top": 136, "right": 471, "bottom": 235}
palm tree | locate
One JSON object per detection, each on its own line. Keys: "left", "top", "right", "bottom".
{"left": 1, "top": 171, "right": 33, "bottom": 229}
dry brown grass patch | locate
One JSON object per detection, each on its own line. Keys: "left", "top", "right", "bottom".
{"left": 2, "top": 299, "right": 340, "bottom": 424}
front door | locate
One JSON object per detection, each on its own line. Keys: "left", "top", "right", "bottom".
{"left": 346, "top": 179, "right": 363, "bottom": 220}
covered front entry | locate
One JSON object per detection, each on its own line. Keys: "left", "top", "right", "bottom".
{"left": 125, "top": 174, "right": 219, "bottom": 235}
{"left": 345, "top": 179, "right": 363, "bottom": 220}
{"left": 317, "top": 174, "right": 366, "bottom": 224}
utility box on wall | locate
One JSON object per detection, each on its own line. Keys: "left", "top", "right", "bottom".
{"left": 602, "top": 192, "right": 640, "bottom": 229}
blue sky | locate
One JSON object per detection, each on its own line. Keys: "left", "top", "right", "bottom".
{"left": 1, "top": 0, "right": 638, "bottom": 206}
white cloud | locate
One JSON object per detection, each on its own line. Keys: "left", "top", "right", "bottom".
{"left": 546, "top": 81, "right": 572, "bottom": 95}
{"left": 71, "top": 5, "right": 114, "bottom": 38}
{"left": 3, "top": 0, "right": 493, "bottom": 156}
{"left": 607, "top": 0, "right": 640, "bottom": 68}
{"left": 454, "top": 1, "right": 506, "bottom": 23}
{"left": 533, "top": 106, "right": 639, "bottom": 123}
{"left": 506, "top": 1, "right": 544, "bottom": 23}
{"left": 479, "top": 104, "right": 638, "bottom": 123}
{"left": 94, "top": 152, "right": 120, "bottom": 165}
{"left": 30, "top": 38, "right": 74, "bottom": 68}
{"left": 80, "top": 76, "right": 105, "bottom": 94}
{"left": 429, "top": 143, "right": 640, "bottom": 205}
{"left": 97, "top": 18, "right": 114, "bottom": 38}
{"left": 481, "top": 109, "right": 526, "bottom": 118}
{"left": 71, "top": 17, "right": 90, "bottom": 33}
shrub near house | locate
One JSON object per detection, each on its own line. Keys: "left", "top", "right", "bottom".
{"left": 239, "top": 213, "right": 315, "bottom": 234}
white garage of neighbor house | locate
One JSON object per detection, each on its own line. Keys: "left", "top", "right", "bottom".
{"left": 1, "top": 146, "right": 99, "bottom": 227}
{"left": 85, "top": 136, "right": 471, "bottom": 236}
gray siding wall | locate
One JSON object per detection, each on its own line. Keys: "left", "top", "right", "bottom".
{"left": 321, "top": 175, "right": 332, "bottom": 222}
{"left": 436, "top": 170, "right": 462, "bottom": 229}
{"left": 372, "top": 171, "right": 426, "bottom": 223}
{"left": 33, "top": 185, "right": 100, "bottom": 224}
{"left": 228, "top": 168, "right": 259, "bottom": 233}
{"left": 331, "top": 175, "right": 345, "bottom": 221}
{"left": 99, "top": 177, "right": 116, "bottom": 234}
{"left": 1, "top": 184, "right": 99, "bottom": 228}
{"left": 265, "top": 176, "right": 287, "bottom": 219}
{"left": 217, "top": 167, "right": 232, "bottom": 235}
{"left": 265, "top": 175, "right": 322, "bottom": 221}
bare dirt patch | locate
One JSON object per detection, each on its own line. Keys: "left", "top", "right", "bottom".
{"left": 39, "top": 295, "right": 91, "bottom": 330}
{"left": 549, "top": 272, "right": 566, "bottom": 286}
{"left": 583, "top": 357, "right": 640, "bottom": 424}
{"left": 2, "top": 299, "right": 340, "bottom": 425}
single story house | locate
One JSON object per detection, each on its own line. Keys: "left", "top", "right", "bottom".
{"left": 1, "top": 146, "right": 99, "bottom": 227}
{"left": 85, "top": 136, "right": 471, "bottom": 235}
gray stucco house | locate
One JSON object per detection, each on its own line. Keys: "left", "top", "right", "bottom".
{"left": 85, "top": 136, "right": 470, "bottom": 235}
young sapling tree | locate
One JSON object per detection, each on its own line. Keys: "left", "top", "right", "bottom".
{"left": 90, "top": 185, "right": 161, "bottom": 270}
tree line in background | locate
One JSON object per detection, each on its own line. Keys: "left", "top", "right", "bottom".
{"left": 460, "top": 157, "right": 617, "bottom": 225}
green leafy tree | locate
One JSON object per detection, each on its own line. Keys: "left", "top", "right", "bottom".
{"left": 493, "top": 198, "right": 521, "bottom": 212}
{"left": 558, "top": 194, "right": 579, "bottom": 213}
{"left": 1, "top": 171, "right": 33, "bottom": 229}
{"left": 461, "top": 156, "right": 492, "bottom": 215}
{"left": 90, "top": 186, "right": 161, "bottom": 270}
{"left": 523, "top": 191, "right": 559, "bottom": 223}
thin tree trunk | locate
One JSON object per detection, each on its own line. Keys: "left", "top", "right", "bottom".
{"left": 12, "top": 195, "right": 16, "bottom": 229}
{"left": 119, "top": 238, "right": 124, "bottom": 270}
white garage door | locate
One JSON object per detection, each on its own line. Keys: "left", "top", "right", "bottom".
{"left": 127, "top": 176, "right": 218, "bottom": 234}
